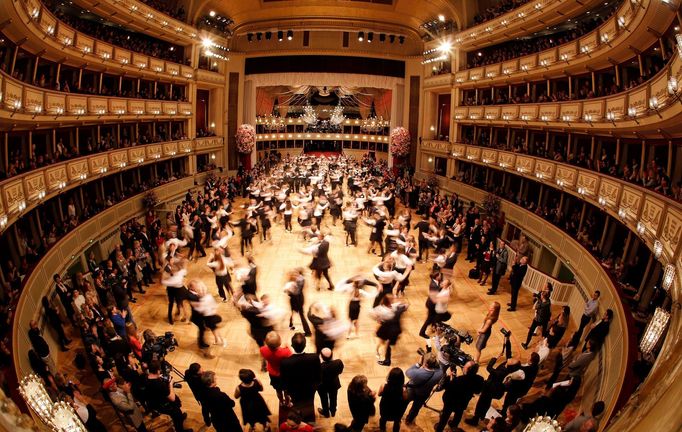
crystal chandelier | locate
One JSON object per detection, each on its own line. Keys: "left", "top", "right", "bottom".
{"left": 257, "top": 113, "right": 285, "bottom": 131}
{"left": 361, "top": 115, "right": 386, "bottom": 133}
{"left": 301, "top": 104, "right": 317, "bottom": 125}
{"left": 524, "top": 416, "right": 562, "bottom": 432}
{"left": 640, "top": 307, "right": 670, "bottom": 355}
{"left": 18, "top": 374, "right": 52, "bottom": 423}
{"left": 329, "top": 105, "right": 346, "bottom": 126}
{"left": 18, "top": 374, "right": 87, "bottom": 431}
{"left": 361, "top": 102, "right": 386, "bottom": 133}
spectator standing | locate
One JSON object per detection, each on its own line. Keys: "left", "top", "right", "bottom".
{"left": 318, "top": 347, "right": 344, "bottom": 418}
{"left": 404, "top": 353, "right": 443, "bottom": 425}
{"left": 507, "top": 256, "right": 528, "bottom": 311}
{"left": 347, "top": 375, "right": 376, "bottom": 431}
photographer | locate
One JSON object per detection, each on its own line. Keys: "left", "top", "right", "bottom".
{"left": 435, "top": 361, "right": 484, "bottom": 432}
{"left": 404, "top": 352, "right": 443, "bottom": 425}
{"left": 144, "top": 360, "right": 192, "bottom": 432}
{"left": 465, "top": 355, "right": 522, "bottom": 426}
{"left": 521, "top": 285, "right": 552, "bottom": 350}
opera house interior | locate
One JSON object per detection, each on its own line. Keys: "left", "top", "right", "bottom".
{"left": 0, "top": 0, "right": 679, "bottom": 431}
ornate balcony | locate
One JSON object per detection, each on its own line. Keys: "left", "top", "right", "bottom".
{"left": 0, "top": 0, "right": 208, "bottom": 83}
{"left": 0, "top": 137, "right": 223, "bottom": 233}
{"left": 439, "top": 0, "right": 676, "bottom": 88}
{"left": 449, "top": 53, "right": 682, "bottom": 137}
{"left": 0, "top": 70, "right": 193, "bottom": 123}
{"left": 420, "top": 140, "right": 682, "bottom": 266}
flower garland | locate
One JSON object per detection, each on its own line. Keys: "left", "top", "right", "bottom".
{"left": 235, "top": 124, "right": 256, "bottom": 154}
{"left": 390, "top": 127, "right": 411, "bottom": 156}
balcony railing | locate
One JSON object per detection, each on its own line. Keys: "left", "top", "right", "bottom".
{"left": 0, "top": 70, "right": 193, "bottom": 121}
{"left": 4, "top": 0, "right": 198, "bottom": 83}
{"left": 424, "top": 0, "right": 676, "bottom": 89}
{"left": 445, "top": 54, "right": 682, "bottom": 135}
{"left": 420, "top": 140, "right": 682, "bottom": 268}
{"left": 0, "top": 137, "right": 223, "bottom": 233}
{"left": 71, "top": 0, "right": 203, "bottom": 45}
{"left": 426, "top": 0, "right": 605, "bottom": 51}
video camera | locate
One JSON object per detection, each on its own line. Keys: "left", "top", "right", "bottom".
{"left": 142, "top": 331, "right": 178, "bottom": 364}
{"left": 433, "top": 322, "right": 474, "bottom": 368}
{"left": 434, "top": 322, "right": 474, "bottom": 345}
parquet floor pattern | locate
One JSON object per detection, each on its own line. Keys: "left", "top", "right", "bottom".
{"left": 57, "top": 196, "right": 575, "bottom": 432}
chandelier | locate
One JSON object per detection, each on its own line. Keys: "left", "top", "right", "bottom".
{"left": 18, "top": 374, "right": 87, "bottom": 431}
{"left": 361, "top": 115, "right": 386, "bottom": 133}
{"left": 257, "top": 113, "right": 285, "bottom": 131}
{"left": 300, "top": 104, "right": 345, "bottom": 133}
{"left": 524, "top": 416, "right": 562, "bottom": 432}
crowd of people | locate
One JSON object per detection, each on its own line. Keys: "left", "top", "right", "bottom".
{"left": 0, "top": 126, "right": 187, "bottom": 180}
{"left": 462, "top": 131, "right": 682, "bottom": 202}
{"left": 137, "top": 0, "right": 187, "bottom": 22}
{"left": 466, "top": 13, "right": 615, "bottom": 69}
{"left": 473, "top": 0, "right": 531, "bottom": 25}
{"left": 20, "top": 152, "right": 614, "bottom": 432}
{"left": 43, "top": 0, "right": 187, "bottom": 64}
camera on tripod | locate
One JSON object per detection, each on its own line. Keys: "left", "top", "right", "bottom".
{"left": 432, "top": 322, "right": 475, "bottom": 368}
{"left": 142, "top": 330, "right": 179, "bottom": 365}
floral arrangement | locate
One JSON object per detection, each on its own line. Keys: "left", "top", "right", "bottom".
{"left": 483, "top": 193, "right": 501, "bottom": 216}
{"left": 390, "top": 127, "right": 411, "bottom": 157}
{"left": 142, "top": 190, "right": 158, "bottom": 211}
{"left": 235, "top": 124, "right": 256, "bottom": 154}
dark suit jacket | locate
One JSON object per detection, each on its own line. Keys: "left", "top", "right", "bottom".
{"left": 203, "top": 386, "right": 242, "bottom": 431}
{"left": 585, "top": 320, "right": 611, "bottom": 345}
{"left": 510, "top": 263, "right": 528, "bottom": 289}
{"left": 319, "top": 358, "right": 344, "bottom": 391}
{"left": 281, "top": 353, "right": 322, "bottom": 401}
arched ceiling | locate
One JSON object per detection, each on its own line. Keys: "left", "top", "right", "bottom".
{"left": 187, "top": 0, "right": 470, "bottom": 40}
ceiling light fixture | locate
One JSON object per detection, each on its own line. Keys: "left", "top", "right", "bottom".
{"left": 278, "top": 30, "right": 283, "bottom": 41}
{"left": 287, "top": 30, "right": 293, "bottom": 40}
{"left": 367, "top": 32, "right": 374, "bottom": 43}
{"left": 358, "top": 31, "right": 364, "bottom": 42}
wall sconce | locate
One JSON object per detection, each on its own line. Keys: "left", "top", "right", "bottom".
{"left": 636, "top": 221, "right": 646, "bottom": 236}
{"left": 17, "top": 201, "right": 26, "bottom": 212}
{"left": 662, "top": 264, "right": 675, "bottom": 291}
{"left": 211, "top": 154, "right": 216, "bottom": 160}
{"left": 79, "top": 173, "right": 87, "bottom": 181}
{"left": 598, "top": 196, "right": 607, "bottom": 207}
{"left": 618, "top": 207, "right": 627, "bottom": 220}
{"left": 37, "top": 191, "right": 46, "bottom": 200}
{"left": 210, "top": 122, "right": 216, "bottom": 129}
{"left": 577, "top": 186, "right": 586, "bottom": 196}
{"left": 649, "top": 97, "right": 659, "bottom": 110}
{"left": 428, "top": 157, "right": 433, "bottom": 163}
{"left": 0, "top": 215, "right": 7, "bottom": 228}
{"left": 653, "top": 240, "right": 663, "bottom": 259}
{"left": 556, "top": 179, "right": 565, "bottom": 188}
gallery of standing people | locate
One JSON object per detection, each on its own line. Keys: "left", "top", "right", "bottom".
{"left": 0, "top": 0, "right": 679, "bottom": 431}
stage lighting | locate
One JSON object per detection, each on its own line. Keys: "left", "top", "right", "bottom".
{"left": 265, "top": 31, "right": 272, "bottom": 40}
{"left": 358, "top": 31, "right": 364, "bottom": 42}
{"left": 278, "top": 30, "right": 283, "bottom": 41}
{"left": 367, "top": 32, "right": 373, "bottom": 42}
{"left": 399, "top": 36, "right": 405, "bottom": 44}
{"left": 247, "top": 33, "right": 253, "bottom": 42}
{"left": 287, "top": 30, "right": 293, "bottom": 40}
{"left": 389, "top": 34, "right": 396, "bottom": 43}
{"left": 379, "top": 33, "right": 386, "bottom": 42}
{"left": 257, "top": 32, "right": 263, "bottom": 41}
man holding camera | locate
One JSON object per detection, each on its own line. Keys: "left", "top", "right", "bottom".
{"left": 435, "top": 360, "right": 484, "bottom": 432}
{"left": 144, "top": 360, "right": 192, "bottom": 432}
{"left": 404, "top": 352, "right": 444, "bottom": 425}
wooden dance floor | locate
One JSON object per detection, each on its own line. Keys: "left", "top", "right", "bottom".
{"left": 58, "top": 198, "right": 570, "bottom": 432}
